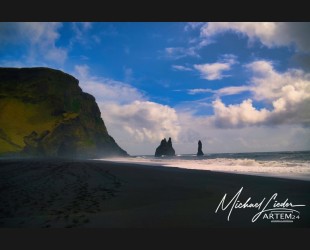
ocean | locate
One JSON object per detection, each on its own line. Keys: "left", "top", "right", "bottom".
{"left": 100, "top": 151, "right": 310, "bottom": 181}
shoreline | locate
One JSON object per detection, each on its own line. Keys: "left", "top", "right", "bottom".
{"left": 98, "top": 157, "right": 310, "bottom": 182}
{"left": 0, "top": 158, "right": 309, "bottom": 228}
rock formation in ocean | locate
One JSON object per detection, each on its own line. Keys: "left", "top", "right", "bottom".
{"left": 0, "top": 67, "right": 128, "bottom": 158}
{"left": 155, "top": 137, "right": 176, "bottom": 157}
{"left": 197, "top": 140, "right": 204, "bottom": 156}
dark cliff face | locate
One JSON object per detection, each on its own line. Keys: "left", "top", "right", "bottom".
{"left": 0, "top": 67, "right": 128, "bottom": 158}
{"left": 155, "top": 137, "right": 175, "bottom": 157}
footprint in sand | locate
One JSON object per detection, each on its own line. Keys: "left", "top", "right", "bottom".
{"left": 65, "top": 224, "right": 74, "bottom": 228}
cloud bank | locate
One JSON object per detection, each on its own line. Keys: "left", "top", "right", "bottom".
{"left": 211, "top": 60, "right": 310, "bottom": 128}
{"left": 74, "top": 65, "right": 181, "bottom": 148}
{"left": 75, "top": 59, "right": 310, "bottom": 154}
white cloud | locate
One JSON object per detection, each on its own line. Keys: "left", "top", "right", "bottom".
{"left": 200, "top": 22, "right": 310, "bottom": 52}
{"left": 188, "top": 88, "right": 213, "bottom": 95}
{"left": 73, "top": 62, "right": 309, "bottom": 154}
{"left": 176, "top": 113, "right": 310, "bottom": 154}
{"left": 194, "top": 56, "right": 237, "bottom": 81}
{"left": 212, "top": 99, "right": 270, "bottom": 128}
{"left": 73, "top": 65, "right": 181, "bottom": 154}
{"left": 217, "top": 86, "right": 251, "bottom": 96}
{"left": 164, "top": 47, "right": 199, "bottom": 59}
{"left": 184, "top": 22, "right": 204, "bottom": 31}
{"left": 74, "top": 65, "right": 144, "bottom": 104}
{"left": 74, "top": 65, "right": 89, "bottom": 78}
{"left": 164, "top": 26, "right": 222, "bottom": 60}
{"left": 210, "top": 60, "right": 310, "bottom": 128}
{"left": 99, "top": 101, "right": 180, "bottom": 143}
{"left": 188, "top": 86, "right": 251, "bottom": 96}
{"left": 247, "top": 60, "right": 310, "bottom": 103}
{"left": 193, "top": 54, "right": 237, "bottom": 80}
{"left": 193, "top": 62, "right": 231, "bottom": 80}
{"left": 172, "top": 65, "right": 192, "bottom": 71}
{"left": 173, "top": 59, "right": 310, "bottom": 154}
{"left": 0, "top": 22, "right": 67, "bottom": 64}
{"left": 71, "top": 22, "right": 93, "bottom": 45}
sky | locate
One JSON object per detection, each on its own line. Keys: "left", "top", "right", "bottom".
{"left": 1, "top": 22, "right": 310, "bottom": 155}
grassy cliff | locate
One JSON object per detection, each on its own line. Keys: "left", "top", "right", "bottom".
{"left": 0, "top": 67, "right": 128, "bottom": 158}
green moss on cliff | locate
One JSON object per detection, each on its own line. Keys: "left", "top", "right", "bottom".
{"left": 0, "top": 67, "right": 128, "bottom": 158}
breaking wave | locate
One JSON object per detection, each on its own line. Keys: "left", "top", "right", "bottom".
{"left": 98, "top": 151, "right": 310, "bottom": 181}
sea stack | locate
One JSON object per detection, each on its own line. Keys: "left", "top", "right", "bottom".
{"left": 155, "top": 137, "right": 176, "bottom": 157}
{"left": 197, "top": 140, "right": 204, "bottom": 156}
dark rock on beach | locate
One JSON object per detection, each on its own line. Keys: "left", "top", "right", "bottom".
{"left": 155, "top": 137, "right": 175, "bottom": 157}
{"left": 197, "top": 140, "right": 204, "bottom": 156}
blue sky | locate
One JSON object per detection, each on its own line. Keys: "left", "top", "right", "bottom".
{"left": 1, "top": 22, "right": 310, "bottom": 155}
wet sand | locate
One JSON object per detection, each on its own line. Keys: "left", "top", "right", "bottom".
{"left": 0, "top": 159, "right": 309, "bottom": 228}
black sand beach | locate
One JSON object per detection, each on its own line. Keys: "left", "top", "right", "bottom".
{"left": 0, "top": 159, "right": 309, "bottom": 228}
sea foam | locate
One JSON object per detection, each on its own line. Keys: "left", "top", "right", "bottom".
{"left": 97, "top": 152, "right": 310, "bottom": 181}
